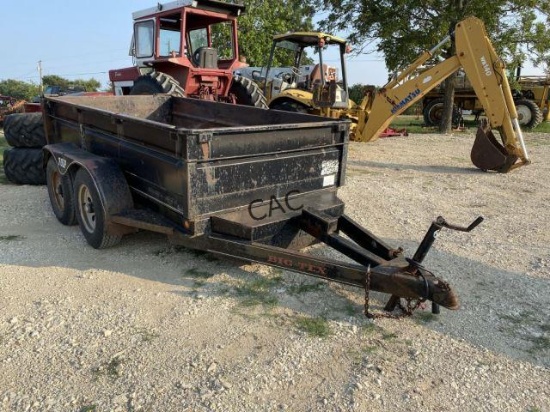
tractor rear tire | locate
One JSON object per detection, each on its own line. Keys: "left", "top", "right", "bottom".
{"left": 270, "top": 100, "right": 309, "bottom": 113}
{"left": 3, "top": 147, "right": 46, "bottom": 185}
{"left": 230, "top": 75, "right": 268, "bottom": 109}
{"left": 130, "top": 72, "right": 185, "bottom": 97}
{"left": 515, "top": 99, "right": 542, "bottom": 129}
{"left": 4, "top": 113, "right": 47, "bottom": 148}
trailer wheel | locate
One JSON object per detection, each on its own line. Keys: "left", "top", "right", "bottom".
{"left": 74, "top": 168, "right": 122, "bottom": 249}
{"left": 515, "top": 99, "right": 542, "bottom": 129}
{"left": 4, "top": 113, "right": 47, "bottom": 148}
{"left": 46, "top": 157, "right": 77, "bottom": 226}
{"left": 3, "top": 147, "right": 46, "bottom": 185}
{"left": 230, "top": 75, "right": 268, "bottom": 109}
{"left": 423, "top": 98, "right": 461, "bottom": 127}
{"left": 130, "top": 72, "right": 185, "bottom": 97}
{"left": 270, "top": 100, "right": 309, "bottom": 113}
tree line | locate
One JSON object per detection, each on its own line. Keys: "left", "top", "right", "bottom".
{"left": 0, "top": 76, "right": 101, "bottom": 101}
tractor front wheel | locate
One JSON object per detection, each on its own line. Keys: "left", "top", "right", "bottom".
{"left": 423, "top": 98, "right": 462, "bottom": 127}
{"left": 130, "top": 72, "right": 185, "bottom": 97}
{"left": 230, "top": 75, "right": 268, "bottom": 108}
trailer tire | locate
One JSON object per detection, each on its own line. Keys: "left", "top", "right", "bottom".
{"left": 46, "top": 157, "right": 77, "bottom": 226}
{"left": 74, "top": 168, "right": 122, "bottom": 249}
{"left": 423, "top": 98, "right": 461, "bottom": 127}
{"left": 3, "top": 148, "right": 46, "bottom": 185}
{"left": 4, "top": 113, "right": 47, "bottom": 148}
{"left": 230, "top": 75, "right": 268, "bottom": 109}
{"left": 515, "top": 99, "right": 542, "bottom": 129}
{"left": 130, "top": 72, "right": 185, "bottom": 97}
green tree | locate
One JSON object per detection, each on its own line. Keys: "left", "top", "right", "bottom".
{"left": 42, "top": 75, "right": 101, "bottom": 92}
{"left": 0, "top": 79, "right": 40, "bottom": 101}
{"left": 238, "top": 0, "right": 315, "bottom": 67}
{"left": 315, "top": 0, "right": 550, "bottom": 132}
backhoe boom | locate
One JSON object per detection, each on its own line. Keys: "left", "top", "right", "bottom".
{"left": 356, "top": 16, "right": 530, "bottom": 173}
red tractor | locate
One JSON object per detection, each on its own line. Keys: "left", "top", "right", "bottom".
{"left": 109, "top": 0, "right": 266, "bottom": 108}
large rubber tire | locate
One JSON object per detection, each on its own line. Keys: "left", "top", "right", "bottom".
{"left": 270, "top": 100, "right": 309, "bottom": 113}
{"left": 129, "top": 72, "right": 185, "bottom": 97}
{"left": 423, "top": 98, "right": 461, "bottom": 127}
{"left": 46, "top": 157, "right": 77, "bottom": 226}
{"left": 515, "top": 99, "right": 542, "bottom": 129}
{"left": 230, "top": 75, "right": 268, "bottom": 109}
{"left": 3, "top": 148, "right": 46, "bottom": 185}
{"left": 73, "top": 168, "right": 122, "bottom": 249}
{"left": 4, "top": 113, "right": 47, "bottom": 148}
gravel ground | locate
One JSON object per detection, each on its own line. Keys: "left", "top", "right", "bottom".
{"left": 0, "top": 130, "right": 549, "bottom": 411}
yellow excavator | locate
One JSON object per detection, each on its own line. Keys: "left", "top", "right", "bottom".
{"left": 257, "top": 17, "right": 530, "bottom": 173}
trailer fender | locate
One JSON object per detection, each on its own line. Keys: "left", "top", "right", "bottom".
{"left": 43, "top": 143, "right": 135, "bottom": 235}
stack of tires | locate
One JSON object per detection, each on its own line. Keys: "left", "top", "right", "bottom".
{"left": 2, "top": 113, "right": 47, "bottom": 185}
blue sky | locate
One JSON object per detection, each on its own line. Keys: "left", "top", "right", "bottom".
{"left": 0, "top": 0, "right": 390, "bottom": 88}
{"left": 0, "top": 2, "right": 542, "bottom": 89}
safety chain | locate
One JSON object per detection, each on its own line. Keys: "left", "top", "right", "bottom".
{"left": 363, "top": 266, "right": 425, "bottom": 319}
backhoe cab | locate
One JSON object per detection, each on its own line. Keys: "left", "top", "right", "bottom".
{"left": 257, "top": 32, "right": 352, "bottom": 115}
{"left": 109, "top": 0, "right": 266, "bottom": 107}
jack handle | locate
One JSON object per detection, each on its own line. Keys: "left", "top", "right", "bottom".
{"left": 412, "top": 216, "right": 484, "bottom": 264}
{"left": 413, "top": 216, "right": 483, "bottom": 314}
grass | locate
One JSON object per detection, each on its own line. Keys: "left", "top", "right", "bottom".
{"left": 234, "top": 276, "right": 282, "bottom": 308}
{"left": 390, "top": 114, "right": 550, "bottom": 134}
{"left": 79, "top": 406, "right": 97, "bottom": 412}
{"left": 0, "top": 235, "right": 24, "bottom": 242}
{"left": 294, "top": 316, "right": 331, "bottom": 338}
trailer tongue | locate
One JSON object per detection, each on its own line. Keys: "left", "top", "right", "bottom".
{"left": 42, "top": 95, "right": 482, "bottom": 317}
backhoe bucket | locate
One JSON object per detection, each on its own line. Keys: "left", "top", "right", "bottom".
{"left": 471, "top": 126, "right": 518, "bottom": 173}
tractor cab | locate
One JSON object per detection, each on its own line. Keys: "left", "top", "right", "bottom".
{"left": 109, "top": 0, "right": 264, "bottom": 105}
{"left": 259, "top": 32, "right": 351, "bottom": 114}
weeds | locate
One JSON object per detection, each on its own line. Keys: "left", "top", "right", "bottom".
{"left": 0, "top": 235, "right": 24, "bottom": 242}
{"left": 415, "top": 311, "right": 438, "bottom": 324}
{"left": 234, "top": 277, "right": 282, "bottom": 308}
{"left": 184, "top": 267, "right": 215, "bottom": 279}
{"left": 134, "top": 327, "right": 159, "bottom": 343}
{"left": 79, "top": 406, "right": 97, "bottom": 412}
{"left": 92, "top": 354, "right": 124, "bottom": 380}
{"left": 294, "top": 316, "right": 331, "bottom": 338}
{"left": 287, "top": 281, "right": 325, "bottom": 295}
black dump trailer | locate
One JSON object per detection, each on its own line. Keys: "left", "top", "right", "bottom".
{"left": 41, "top": 95, "right": 481, "bottom": 317}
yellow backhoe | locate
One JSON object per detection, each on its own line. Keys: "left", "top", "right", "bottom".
{"left": 258, "top": 17, "right": 530, "bottom": 173}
